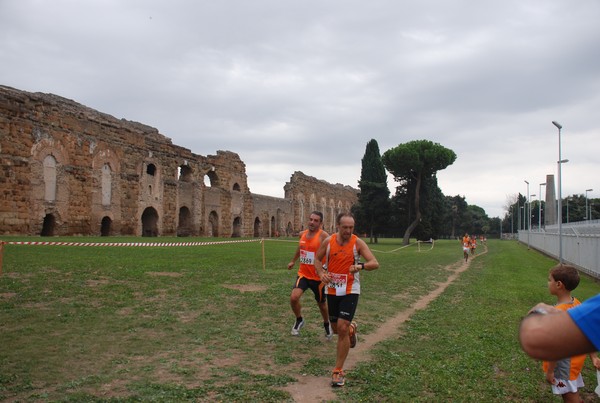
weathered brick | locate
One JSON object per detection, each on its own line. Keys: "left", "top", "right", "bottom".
{"left": 0, "top": 85, "right": 357, "bottom": 237}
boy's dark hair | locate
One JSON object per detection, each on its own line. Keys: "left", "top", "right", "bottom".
{"left": 550, "top": 264, "right": 580, "bottom": 291}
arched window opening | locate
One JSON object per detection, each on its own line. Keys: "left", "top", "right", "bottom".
{"left": 206, "top": 170, "right": 219, "bottom": 187}
{"left": 233, "top": 183, "right": 241, "bottom": 191}
{"left": 178, "top": 165, "right": 192, "bottom": 182}
{"left": 146, "top": 163, "right": 156, "bottom": 176}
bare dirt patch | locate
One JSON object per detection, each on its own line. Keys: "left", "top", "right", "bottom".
{"left": 222, "top": 284, "right": 268, "bottom": 293}
{"left": 146, "top": 272, "right": 183, "bottom": 277}
{"left": 283, "top": 246, "right": 487, "bottom": 402}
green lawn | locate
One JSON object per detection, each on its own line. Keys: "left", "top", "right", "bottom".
{"left": 1, "top": 237, "right": 599, "bottom": 401}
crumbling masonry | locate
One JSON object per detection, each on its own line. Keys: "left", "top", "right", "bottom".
{"left": 0, "top": 85, "right": 357, "bottom": 237}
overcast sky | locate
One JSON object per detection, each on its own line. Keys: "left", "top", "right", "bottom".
{"left": 2, "top": 1, "right": 599, "bottom": 218}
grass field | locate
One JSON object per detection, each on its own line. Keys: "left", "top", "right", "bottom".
{"left": 1, "top": 237, "right": 600, "bottom": 402}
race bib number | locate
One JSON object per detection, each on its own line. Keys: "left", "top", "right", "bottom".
{"left": 299, "top": 250, "right": 315, "bottom": 265}
{"left": 327, "top": 273, "right": 348, "bottom": 292}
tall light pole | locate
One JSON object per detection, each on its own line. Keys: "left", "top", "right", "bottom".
{"left": 586, "top": 188, "right": 593, "bottom": 221}
{"left": 530, "top": 194, "right": 536, "bottom": 234}
{"left": 553, "top": 120, "right": 564, "bottom": 263}
{"left": 539, "top": 182, "right": 546, "bottom": 229}
{"left": 525, "top": 180, "right": 530, "bottom": 249}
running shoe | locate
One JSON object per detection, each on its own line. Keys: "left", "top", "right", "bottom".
{"left": 291, "top": 318, "right": 305, "bottom": 336}
{"left": 331, "top": 369, "right": 345, "bottom": 387}
{"left": 324, "top": 322, "right": 333, "bottom": 340}
{"left": 349, "top": 321, "right": 358, "bottom": 348}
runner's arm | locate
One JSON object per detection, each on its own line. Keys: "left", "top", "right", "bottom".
{"left": 354, "top": 238, "right": 379, "bottom": 272}
{"left": 287, "top": 245, "right": 301, "bottom": 270}
{"left": 519, "top": 308, "right": 596, "bottom": 361}
{"left": 314, "top": 236, "right": 331, "bottom": 283}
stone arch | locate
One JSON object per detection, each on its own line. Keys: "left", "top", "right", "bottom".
{"left": 208, "top": 211, "right": 219, "bottom": 237}
{"left": 232, "top": 216, "right": 242, "bottom": 237}
{"left": 296, "top": 192, "right": 306, "bottom": 231}
{"left": 344, "top": 201, "right": 352, "bottom": 213}
{"left": 101, "top": 163, "right": 112, "bottom": 206}
{"left": 205, "top": 168, "right": 219, "bottom": 188}
{"left": 141, "top": 207, "right": 159, "bottom": 237}
{"left": 31, "top": 138, "right": 69, "bottom": 217}
{"left": 270, "top": 216, "right": 276, "bottom": 237}
{"left": 309, "top": 194, "right": 317, "bottom": 213}
{"left": 178, "top": 164, "right": 192, "bottom": 182}
{"left": 92, "top": 147, "right": 121, "bottom": 213}
{"left": 232, "top": 182, "right": 241, "bottom": 191}
{"left": 253, "top": 217, "right": 262, "bottom": 237}
{"left": 141, "top": 160, "right": 161, "bottom": 204}
{"left": 40, "top": 213, "right": 56, "bottom": 236}
{"left": 100, "top": 216, "right": 112, "bottom": 236}
{"left": 43, "top": 155, "right": 57, "bottom": 202}
{"left": 177, "top": 206, "right": 192, "bottom": 237}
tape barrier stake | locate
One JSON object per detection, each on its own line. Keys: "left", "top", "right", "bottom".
{"left": 0, "top": 241, "right": 4, "bottom": 276}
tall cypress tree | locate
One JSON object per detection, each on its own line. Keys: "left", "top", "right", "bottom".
{"left": 352, "top": 139, "right": 390, "bottom": 243}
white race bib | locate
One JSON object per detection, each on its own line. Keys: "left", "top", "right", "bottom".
{"left": 299, "top": 250, "right": 315, "bottom": 265}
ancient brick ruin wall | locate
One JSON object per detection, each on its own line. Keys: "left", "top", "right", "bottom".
{"left": 284, "top": 171, "right": 357, "bottom": 234}
{"left": 0, "top": 86, "right": 357, "bottom": 237}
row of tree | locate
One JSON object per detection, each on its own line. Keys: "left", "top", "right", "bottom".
{"left": 350, "top": 139, "right": 598, "bottom": 244}
{"left": 503, "top": 193, "right": 600, "bottom": 233}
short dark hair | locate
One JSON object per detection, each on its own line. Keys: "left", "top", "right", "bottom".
{"left": 550, "top": 264, "right": 580, "bottom": 291}
{"left": 310, "top": 211, "right": 323, "bottom": 222}
{"left": 336, "top": 212, "right": 354, "bottom": 225}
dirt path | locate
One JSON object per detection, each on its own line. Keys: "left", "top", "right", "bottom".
{"left": 283, "top": 246, "right": 487, "bottom": 402}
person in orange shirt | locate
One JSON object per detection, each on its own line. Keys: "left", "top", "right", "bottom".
{"left": 470, "top": 236, "right": 477, "bottom": 256}
{"left": 287, "top": 211, "right": 331, "bottom": 339}
{"left": 540, "top": 264, "right": 600, "bottom": 402}
{"left": 461, "top": 233, "right": 470, "bottom": 262}
{"left": 314, "top": 212, "right": 379, "bottom": 387}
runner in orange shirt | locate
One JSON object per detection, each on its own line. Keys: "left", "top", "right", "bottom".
{"left": 461, "top": 233, "right": 470, "bottom": 262}
{"left": 314, "top": 212, "right": 379, "bottom": 387}
{"left": 287, "top": 211, "right": 332, "bottom": 339}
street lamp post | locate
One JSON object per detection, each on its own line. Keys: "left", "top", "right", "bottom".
{"left": 539, "top": 183, "right": 546, "bottom": 229}
{"left": 586, "top": 189, "right": 594, "bottom": 221}
{"left": 525, "top": 180, "right": 530, "bottom": 249}
{"left": 553, "top": 121, "right": 564, "bottom": 263}
{"left": 530, "top": 194, "right": 536, "bottom": 231}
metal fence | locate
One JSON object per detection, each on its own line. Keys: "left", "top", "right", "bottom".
{"left": 518, "top": 220, "right": 600, "bottom": 279}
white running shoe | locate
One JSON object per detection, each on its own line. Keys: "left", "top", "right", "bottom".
{"left": 291, "top": 318, "right": 305, "bottom": 336}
